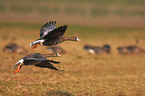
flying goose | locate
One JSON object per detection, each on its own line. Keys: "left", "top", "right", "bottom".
{"left": 13, "top": 53, "right": 63, "bottom": 74}
{"left": 30, "top": 21, "right": 80, "bottom": 49}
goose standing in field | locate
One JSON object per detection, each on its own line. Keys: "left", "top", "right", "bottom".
{"left": 3, "top": 43, "right": 28, "bottom": 54}
{"left": 13, "top": 53, "right": 63, "bottom": 74}
{"left": 117, "top": 39, "right": 145, "bottom": 54}
{"left": 47, "top": 46, "right": 66, "bottom": 54}
{"left": 30, "top": 21, "right": 80, "bottom": 49}
{"left": 84, "top": 44, "right": 111, "bottom": 54}
{"left": 84, "top": 44, "right": 96, "bottom": 54}
{"left": 102, "top": 44, "right": 111, "bottom": 54}
{"left": 117, "top": 47, "right": 128, "bottom": 54}
{"left": 94, "top": 44, "right": 111, "bottom": 54}
{"left": 117, "top": 46, "right": 141, "bottom": 54}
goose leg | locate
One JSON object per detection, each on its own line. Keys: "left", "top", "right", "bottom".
{"left": 14, "top": 64, "right": 22, "bottom": 74}
{"left": 32, "top": 42, "right": 40, "bottom": 49}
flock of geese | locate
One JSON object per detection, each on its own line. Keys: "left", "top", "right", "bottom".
{"left": 3, "top": 39, "right": 145, "bottom": 55}
{"left": 3, "top": 21, "right": 80, "bottom": 74}
{"left": 84, "top": 39, "right": 145, "bottom": 55}
{"left": 2, "top": 21, "right": 145, "bottom": 74}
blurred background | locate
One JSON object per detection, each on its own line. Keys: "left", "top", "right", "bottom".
{"left": 0, "top": 0, "right": 145, "bottom": 96}
{"left": 0, "top": 0, "right": 145, "bottom": 27}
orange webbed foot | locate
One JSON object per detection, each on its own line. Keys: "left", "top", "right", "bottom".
{"left": 14, "top": 64, "right": 22, "bottom": 74}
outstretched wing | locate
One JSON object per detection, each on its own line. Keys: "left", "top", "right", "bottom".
{"left": 40, "top": 21, "right": 56, "bottom": 38}
{"left": 35, "top": 61, "right": 63, "bottom": 71}
{"left": 24, "top": 53, "right": 47, "bottom": 61}
{"left": 47, "top": 60, "right": 60, "bottom": 64}
{"left": 23, "top": 53, "right": 47, "bottom": 65}
{"left": 43, "top": 25, "right": 67, "bottom": 40}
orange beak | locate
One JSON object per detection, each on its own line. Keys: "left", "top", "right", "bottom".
{"left": 32, "top": 42, "right": 40, "bottom": 49}
{"left": 14, "top": 64, "right": 22, "bottom": 74}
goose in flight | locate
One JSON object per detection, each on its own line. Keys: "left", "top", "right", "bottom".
{"left": 13, "top": 53, "right": 63, "bottom": 74}
{"left": 30, "top": 21, "right": 80, "bottom": 49}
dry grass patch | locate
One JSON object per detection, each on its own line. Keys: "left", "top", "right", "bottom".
{"left": 0, "top": 26, "right": 145, "bottom": 95}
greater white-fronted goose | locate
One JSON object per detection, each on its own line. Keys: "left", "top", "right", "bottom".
{"left": 84, "top": 44, "right": 111, "bottom": 54}
{"left": 13, "top": 53, "right": 63, "bottom": 74}
{"left": 47, "top": 46, "right": 66, "bottom": 54}
{"left": 117, "top": 39, "right": 145, "bottom": 54}
{"left": 30, "top": 21, "right": 80, "bottom": 49}
{"left": 117, "top": 47, "right": 128, "bottom": 54}
{"left": 3, "top": 43, "right": 28, "bottom": 54}
{"left": 84, "top": 44, "right": 96, "bottom": 54}
{"left": 102, "top": 44, "right": 111, "bottom": 54}
{"left": 118, "top": 46, "right": 145, "bottom": 54}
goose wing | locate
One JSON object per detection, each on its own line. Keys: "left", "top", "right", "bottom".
{"left": 40, "top": 21, "right": 56, "bottom": 38}
{"left": 23, "top": 53, "right": 47, "bottom": 65}
{"left": 47, "top": 60, "right": 60, "bottom": 64}
{"left": 23, "top": 57, "right": 47, "bottom": 65}
{"left": 43, "top": 25, "right": 67, "bottom": 40}
{"left": 35, "top": 60, "right": 63, "bottom": 71}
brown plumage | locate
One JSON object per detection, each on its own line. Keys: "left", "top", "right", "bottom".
{"left": 84, "top": 44, "right": 111, "bottom": 54}
{"left": 117, "top": 39, "right": 145, "bottom": 54}
{"left": 13, "top": 53, "right": 63, "bottom": 74}
{"left": 30, "top": 21, "right": 80, "bottom": 49}
{"left": 3, "top": 43, "right": 28, "bottom": 54}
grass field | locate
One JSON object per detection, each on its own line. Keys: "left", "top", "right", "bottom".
{"left": 0, "top": 22, "right": 145, "bottom": 96}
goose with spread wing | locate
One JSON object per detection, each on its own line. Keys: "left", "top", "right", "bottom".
{"left": 13, "top": 53, "right": 63, "bottom": 74}
{"left": 30, "top": 21, "right": 80, "bottom": 49}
